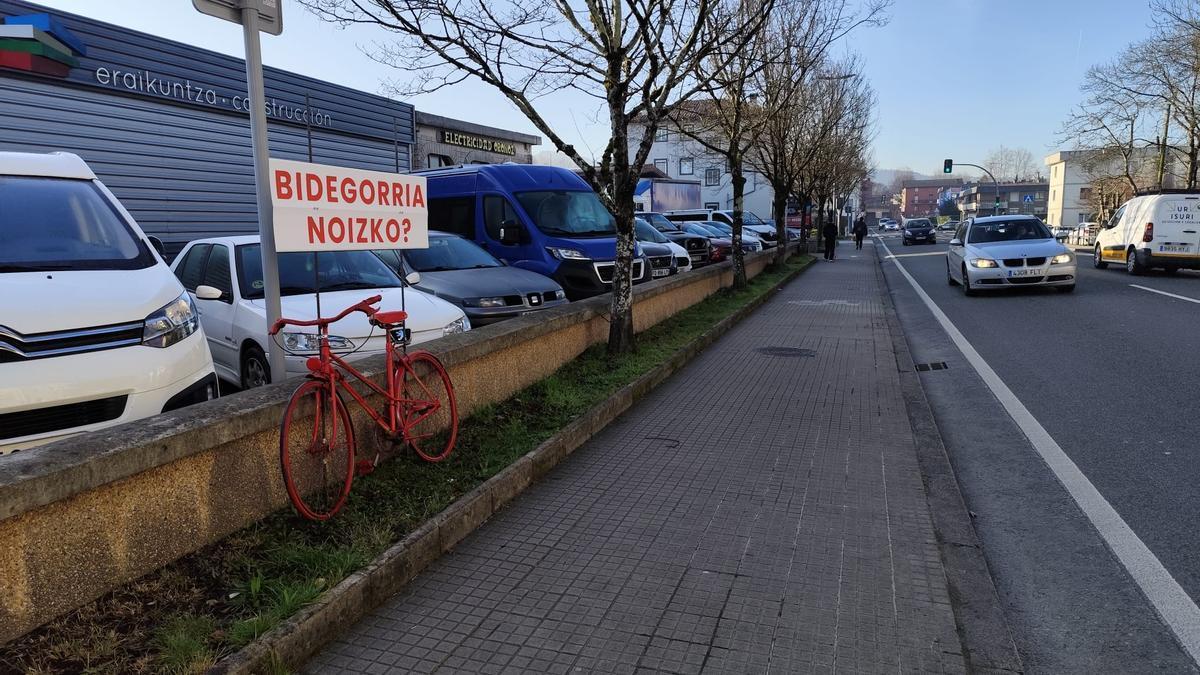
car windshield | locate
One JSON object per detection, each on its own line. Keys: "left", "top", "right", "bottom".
{"left": 635, "top": 219, "right": 670, "bottom": 243}
{"left": 740, "top": 212, "right": 766, "bottom": 225}
{"left": 907, "top": 220, "right": 931, "bottom": 228}
{"left": 0, "top": 176, "right": 154, "bottom": 272}
{"left": 967, "top": 219, "right": 1053, "bottom": 243}
{"left": 515, "top": 190, "right": 616, "bottom": 237}
{"left": 644, "top": 212, "right": 681, "bottom": 232}
{"left": 683, "top": 224, "right": 712, "bottom": 237}
{"left": 698, "top": 224, "right": 726, "bottom": 237}
{"left": 404, "top": 236, "right": 502, "bottom": 271}
{"left": 237, "top": 244, "right": 401, "bottom": 299}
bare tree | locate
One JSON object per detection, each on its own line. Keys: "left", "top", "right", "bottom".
{"left": 982, "top": 146, "right": 1041, "bottom": 182}
{"left": 301, "top": 0, "right": 769, "bottom": 354}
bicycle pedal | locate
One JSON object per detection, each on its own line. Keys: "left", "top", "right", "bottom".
{"left": 355, "top": 459, "right": 375, "bottom": 476}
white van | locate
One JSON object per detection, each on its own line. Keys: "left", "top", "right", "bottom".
{"left": 0, "top": 152, "right": 218, "bottom": 452}
{"left": 1094, "top": 193, "right": 1200, "bottom": 274}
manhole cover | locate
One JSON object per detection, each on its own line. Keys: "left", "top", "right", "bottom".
{"left": 914, "top": 362, "right": 949, "bottom": 372}
{"left": 756, "top": 347, "right": 817, "bottom": 358}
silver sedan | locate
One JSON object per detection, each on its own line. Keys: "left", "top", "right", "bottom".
{"left": 946, "top": 216, "right": 1077, "bottom": 295}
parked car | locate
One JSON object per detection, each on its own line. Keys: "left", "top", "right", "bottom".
{"left": 1069, "top": 222, "right": 1098, "bottom": 247}
{"left": 1094, "top": 193, "right": 1200, "bottom": 274}
{"left": 1, "top": 151, "right": 218, "bottom": 452}
{"left": 702, "top": 220, "right": 766, "bottom": 250}
{"left": 682, "top": 222, "right": 763, "bottom": 254}
{"left": 636, "top": 218, "right": 692, "bottom": 273}
{"left": 415, "top": 164, "right": 648, "bottom": 300}
{"left": 640, "top": 212, "right": 712, "bottom": 267}
{"left": 902, "top": 218, "right": 937, "bottom": 245}
{"left": 678, "top": 222, "right": 735, "bottom": 262}
{"left": 946, "top": 216, "right": 1076, "bottom": 294}
{"left": 172, "top": 236, "right": 469, "bottom": 388}
{"left": 373, "top": 232, "right": 567, "bottom": 326}
{"left": 1051, "top": 225, "right": 1074, "bottom": 241}
{"left": 662, "top": 209, "right": 780, "bottom": 248}
{"left": 939, "top": 220, "right": 959, "bottom": 232}
{"left": 640, "top": 240, "right": 679, "bottom": 278}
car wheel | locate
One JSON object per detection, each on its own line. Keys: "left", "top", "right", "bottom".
{"left": 1126, "top": 247, "right": 1144, "bottom": 275}
{"left": 242, "top": 344, "right": 271, "bottom": 389}
{"left": 947, "top": 262, "right": 957, "bottom": 286}
{"left": 1057, "top": 284, "right": 1076, "bottom": 294}
{"left": 1093, "top": 243, "right": 1107, "bottom": 269}
{"left": 961, "top": 265, "right": 977, "bottom": 296}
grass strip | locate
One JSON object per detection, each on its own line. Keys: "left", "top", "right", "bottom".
{"left": 0, "top": 256, "right": 811, "bottom": 674}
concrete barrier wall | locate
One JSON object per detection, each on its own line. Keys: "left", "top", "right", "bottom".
{"left": 0, "top": 247, "right": 794, "bottom": 643}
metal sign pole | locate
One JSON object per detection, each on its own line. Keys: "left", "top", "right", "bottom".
{"left": 240, "top": 6, "right": 285, "bottom": 381}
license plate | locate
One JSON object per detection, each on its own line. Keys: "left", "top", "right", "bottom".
{"left": 1007, "top": 268, "right": 1044, "bottom": 277}
{"left": 1159, "top": 244, "right": 1191, "bottom": 253}
{"left": 689, "top": 253, "right": 703, "bottom": 261}
{"left": 652, "top": 269, "right": 669, "bottom": 278}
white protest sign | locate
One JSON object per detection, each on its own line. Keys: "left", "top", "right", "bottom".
{"left": 269, "top": 158, "right": 428, "bottom": 252}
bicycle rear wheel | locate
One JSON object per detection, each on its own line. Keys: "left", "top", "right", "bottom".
{"left": 397, "top": 350, "right": 458, "bottom": 462}
{"left": 279, "top": 380, "right": 355, "bottom": 520}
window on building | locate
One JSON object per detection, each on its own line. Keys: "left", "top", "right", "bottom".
{"left": 426, "top": 153, "right": 453, "bottom": 168}
{"left": 655, "top": 128, "right": 669, "bottom": 142}
{"left": 1035, "top": 192, "right": 1045, "bottom": 200}
{"left": 428, "top": 196, "right": 476, "bottom": 239}
{"left": 679, "top": 157, "right": 694, "bottom": 175}
{"left": 654, "top": 158, "right": 668, "bottom": 174}
{"left": 704, "top": 202, "right": 720, "bottom": 210}
{"left": 682, "top": 123, "right": 695, "bottom": 136}
{"left": 705, "top": 167, "right": 720, "bottom": 186}
{"left": 1079, "top": 187, "right": 1092, "bottom": 201}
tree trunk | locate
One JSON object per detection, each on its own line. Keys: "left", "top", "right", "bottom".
{"left": 605, "top": 64, "right": 634, "bottom": 356}
{"left": 730, "top": 162, "right": 748, "bottom": 289}
{"left": 772, "top": 188, "right": 789, "bottom": 265}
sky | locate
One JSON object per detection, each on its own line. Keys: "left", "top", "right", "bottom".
{"left": 29, "top": 0, "right": 1160, "bottom": 176}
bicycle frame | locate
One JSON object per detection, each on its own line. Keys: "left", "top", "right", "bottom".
{"left": 305, "top": 322, "right": 444, "bottom": 439}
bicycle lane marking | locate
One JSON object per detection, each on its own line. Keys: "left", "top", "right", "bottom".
{"left": 877, "top": 237, "right": 1200, "bottom": 666}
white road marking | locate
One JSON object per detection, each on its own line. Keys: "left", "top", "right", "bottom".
{"left": 885, "top": 251, "right": 947, "bottom": 259}
{"left": 1130, "top": 284, "right": 1200, "bottom": 305}
{"left": 878, "top": 238, "right": 1200, "bottom": 665}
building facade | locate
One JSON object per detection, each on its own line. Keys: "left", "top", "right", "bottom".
{"left": 1044, "top": 151, "right": 1093, "bottom": 227}
{"left": 956, "top": 181, "right": 1049, "bottom": 220}
{"left": 900, "top": 179, "right": 962, "bottom": 218}
{"left": 627, "top": 122, "right": 774, "bottom": 218}
{"left": 1044, "top": 148, "right": 1183, "bottom": 227}
{"left": 0, "top": 0, "right": 417, "bottom": 257}
{"left": 414, "top": 111, "right": 539, "bottom": 169}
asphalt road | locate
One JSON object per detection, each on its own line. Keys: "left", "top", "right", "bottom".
{"left": 872, "top": 230, "right": 1200, "bottom": 673}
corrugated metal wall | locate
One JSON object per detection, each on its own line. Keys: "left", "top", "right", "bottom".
{"left": 0, "top": 0, "right": 414, "bottom": 258}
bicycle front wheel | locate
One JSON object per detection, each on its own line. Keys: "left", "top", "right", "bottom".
{"left": 397, "top": 350, "right": 458, "bottom": 462}
{"left": 279, "top": 380, "right": 355, "bottom": 520}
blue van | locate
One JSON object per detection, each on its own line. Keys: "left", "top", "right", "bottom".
{"left": 415, "top": 164, "right": 648, "bottom": 299}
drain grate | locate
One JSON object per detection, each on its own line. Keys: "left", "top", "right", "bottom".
{"left": 756, "top": 347, "right": 817, "bottom": 358}
{"left": 914, "top": 362, "right": 949, "bottom": 372}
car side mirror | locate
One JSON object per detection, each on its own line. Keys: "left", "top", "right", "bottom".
{"left": 195, "top": 284, "right": 223, "bottom": 301}
{"left": 147, "top": 235, "right": 165, "bottom": 256}
{"left": 405, "top": 271, "right": 421, "bottom": 286}
{"left": 949, "top": 238, "right": 963, "bottom": 247}
{"left": 498, "top": 220, "right": 523, "bottom": 246}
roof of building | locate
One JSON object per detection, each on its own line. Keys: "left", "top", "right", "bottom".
{"left": 416, "top": 111, "right": 541, "bottom": 146}
{"left": 901, "top": 178, "right": 964, "bottom": 189}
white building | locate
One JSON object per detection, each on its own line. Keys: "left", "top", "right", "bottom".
{"left": 1044, "top": 151, "right": 1093, "bottom": 227}
{"left": 627, "top": 122, "right": 775, "bottom": 218}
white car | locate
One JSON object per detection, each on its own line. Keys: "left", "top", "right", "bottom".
{"left": 665, "top": 241, "right": 693, "bottom": 273}
{"left": 1094, "top": 193, "right": 1200, "bottom": 274}
{"left": 172, "top": 236, "right": 469, "bottom": 389}
{"left": 1, "top": 152, "right": 218, "bottom": 452}
{"left": 884, "top": 222, "right": 901, "bottom": 231}
{"left": 946, "top": 215, "right": 1077, "bottom": 295}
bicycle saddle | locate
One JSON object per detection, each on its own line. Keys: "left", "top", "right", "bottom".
{"left": 370, "top": 310, "right": 408, "bottom": 326}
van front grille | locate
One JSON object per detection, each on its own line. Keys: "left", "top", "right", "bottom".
{"left": 0, "top": 395, "right": 128, "bottom": 441}
{"left": 0, "top": 322, "right": 144, "bottom": 363}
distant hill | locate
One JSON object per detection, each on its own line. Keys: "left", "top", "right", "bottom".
{"left": 871, "top": 168, "right": 931, "bottom": 186}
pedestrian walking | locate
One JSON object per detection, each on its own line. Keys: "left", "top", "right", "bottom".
{"left": 822, "top": 221, "right": 838, "bottom": 261}
{"left": 853, "top": 216, "right": 867, "bottom": 250}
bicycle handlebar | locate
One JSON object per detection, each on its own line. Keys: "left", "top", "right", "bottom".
{"left": 268, "top": 294, "right": 383, "bottom": 335}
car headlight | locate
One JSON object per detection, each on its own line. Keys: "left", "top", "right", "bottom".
{"left": 546, "top": 246, "right": 590, "bottom": 261}
{"left": 142, "top": 292, "right": 200, "bottom": 348}
{"left": 970, "top": 258, "right": 999, "bottom": 268}
{"left": 443, "top": 317, "right": 468, "bottom": 336}
{"left": 465, "top": 296, "right": 508, "bottom": 308}
{"left": 1051, "top": 252, "right": 1073, "bottom": 264}
{"left": 282, "top": 332, "right": 352, "bottom": 353}
{"left": 550, "top": 289, "right": 566, "bottom": 300}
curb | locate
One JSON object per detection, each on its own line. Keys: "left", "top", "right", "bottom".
{"left": 210, "top": 257, "right": 816, "bottom": 674}
{"left": 871, "top": 245, "right": 1024, "bottom": 673}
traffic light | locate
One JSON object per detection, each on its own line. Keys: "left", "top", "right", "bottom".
{"left": 943, "top": 159, "right": 953, "bottom": 174}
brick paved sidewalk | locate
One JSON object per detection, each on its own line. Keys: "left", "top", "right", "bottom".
{"left": 307, "top": 244, "right": 965, "bottom": 674}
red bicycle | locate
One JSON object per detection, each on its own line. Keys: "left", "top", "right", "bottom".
{"left": 269, "top": 295, "right": 458, "bottom": 521}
